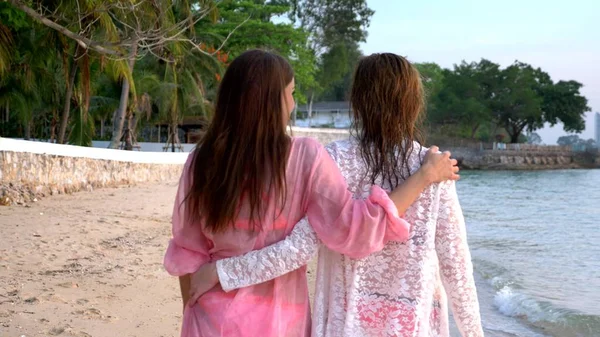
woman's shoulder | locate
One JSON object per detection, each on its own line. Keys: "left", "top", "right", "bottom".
{"left": 405, "top": 141, "right": 429, "bottom": 173}
{"left": 291, "top": 136, "right": 325, "bottom": 158}
{"left": 292, "top": 136, "right": 322, "bottom": 147}
{"left": 291, "top": 137, "right": 354, "bottom": 162}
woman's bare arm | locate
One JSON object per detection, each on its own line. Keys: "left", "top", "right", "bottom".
{"left": 179, "top": 275, "right": 191, "bottom": 309}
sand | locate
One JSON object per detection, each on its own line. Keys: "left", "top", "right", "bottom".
{"left": 0, "top": 182, "right": 195, "bottom": 337}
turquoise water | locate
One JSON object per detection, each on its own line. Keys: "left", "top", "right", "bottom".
{"left": 457, "top": 169, "right": 600, "bottom": 337}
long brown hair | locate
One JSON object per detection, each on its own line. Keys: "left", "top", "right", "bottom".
{"left": 186, "top": 50, "right": 294, "bottom": 233}
{"left": 350, "top": 53, "right": 425, "bottom": 188}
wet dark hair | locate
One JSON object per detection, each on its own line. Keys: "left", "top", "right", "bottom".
{"left": 350, "top": 53, "right": 425, "bottom": 187}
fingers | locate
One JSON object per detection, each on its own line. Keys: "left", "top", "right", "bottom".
{"left": 424, "top": 145, "right": 461, "bottom": 182}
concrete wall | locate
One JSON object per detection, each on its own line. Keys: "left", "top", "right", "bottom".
{"left": 291, "top": 127, "right": 351, "bottom": 144}
{"left": 0, "top": 138, "right": 189, "bottom": 205}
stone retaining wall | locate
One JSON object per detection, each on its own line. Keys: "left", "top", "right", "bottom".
{"left": 0, "top": 138, "right": 188, "bottom": 206}
{"left": 451, "top": 148, "right": 581, "bottom": 170}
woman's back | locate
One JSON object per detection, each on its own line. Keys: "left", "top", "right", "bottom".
{"left": 166, "top": 137, "right": 320, "bottom": 336}
{"left": 313, "top": 138, "right": 482, "bottom": 337}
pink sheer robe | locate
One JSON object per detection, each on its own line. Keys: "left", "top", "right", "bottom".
{"left": 163, "top": 137, "right": 411, "bottom": 337}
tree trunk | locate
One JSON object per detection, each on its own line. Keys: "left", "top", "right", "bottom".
{"left": 109, "top": 44, "right": 138, "bottom": 149}
{"left": 470, "top": 123, "right": 480, "bottom": 139}
{"left": 124, "top": 114, "right": 133, "bottom": 150}
{"left": 508, "top": 122, "right": 527, "bottom": 143}
{"left": 168, "top": 122, "right": 180, "bottom": 152}
{"left": 50, "top": 109, "right": 57, "bottom": 143}
{"left": 131, "top": 112, "right": 139, "bottom": 140}
{"left": 124, "top": 110, "right": 139, "bottom": 150}
{"left": 100, "top": 118, "right": 105, "bottom": 138}
{"left": 58, "top": 60, "right": 78, "bottom": 144}
{"left": 23, "top": 120, "right": 31, "bottom": 140}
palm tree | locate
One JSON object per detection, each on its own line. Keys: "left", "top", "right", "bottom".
{"left": 0, "top": 24, "right": 66, "bottom": 140}
{"left": 150, "top": 43, "right": 223, "bottom": 151}
{"left": 0, "top": 22, "right": 12, "bottom": 76}
{"left": 104, "top": 0, "right": 221, "bottom": 149}
{"left": 2, "top": 0, "right": 225, "bottom": 146}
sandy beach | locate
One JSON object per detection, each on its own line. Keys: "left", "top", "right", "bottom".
{"left": 0, "top": 182, "right": 193, "bottom": 336}
{"left": 0, "top": 181, "right": 324, "bottom": 337}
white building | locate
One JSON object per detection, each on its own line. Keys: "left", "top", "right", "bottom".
{"left": 294, "top": 101, "right": 352, "bottom": 129}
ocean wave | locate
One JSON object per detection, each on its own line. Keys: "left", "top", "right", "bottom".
{"left": 492, "top": 281, "right": 600, "bottom": 337}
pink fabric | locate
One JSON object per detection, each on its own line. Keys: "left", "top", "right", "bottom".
{"left": 163, "top": 137, "right": 410, "bottom": 337}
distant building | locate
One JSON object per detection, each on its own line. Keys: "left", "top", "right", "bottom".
{"left": 596, "top": 112, "right": 600, "bottom": 146}
{"left": 294, "top": 101, "right": 352, "bottom": 128}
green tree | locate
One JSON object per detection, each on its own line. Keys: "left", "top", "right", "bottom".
{"left": 5, "top": 0, "right": 220, "bottom": 148}
{"left": 0, "top": 2, "right": 29, "bottom": 75}
{"left": 557, "top": 134, "right": 597, "bottom": 151}
{"left": 289, "top": 0, "right": 373, "bottom": 52}
{"left": 526, "top": 131, "right": 542, "bottom": 145}
{"left": 432, "top": 61, "right": 494, "bottom": 138}
{"left": 286, "top": 0, "right": 374, "bottom": 111}
{"left": 317, "top": 43, "right": 362, "bottom": 101}
{"left": 0, "top": 20, "right": 71, "bottom": 141}
{"left": 490, "top": 62, "right": 544, "bottom": 143}
{"left": 539, "top": 79, "right": 590, "bottom": 133}
{"left": 557, "top": 134, "right": 582, "bottom": 146}
{"left": 197, "top": 0, "right": 316, "bottom": 104}
{"left": 415, "top": 62, "right": 444, "bottom": 114}
{"left": 490, "top": 62, "right": 590, "bottom": 143}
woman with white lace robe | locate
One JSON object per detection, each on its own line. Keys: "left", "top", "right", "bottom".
{"left": 189, "top": 53, "right": 484, "bottom": 337}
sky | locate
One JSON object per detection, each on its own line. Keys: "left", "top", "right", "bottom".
{"left": 359, "top": 0, "right": 599, "bottom": 145}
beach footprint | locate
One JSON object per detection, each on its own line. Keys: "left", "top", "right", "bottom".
{"left": 48, "top": 325, "right": 70, "bottom": 335}
{"left": 76, "top": 298, "right": 89, "bottom": 305}
{"left": 48, "top": 324, "right": 91, "bottom": 337}
{"left": 72, "top": 307, "right": 115, "bottom": 321}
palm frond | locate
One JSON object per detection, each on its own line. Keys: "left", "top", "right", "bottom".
{"left": 104, "top": 58, "right": 137, "bottom": 98}
{"left": 89, "top": 95, "right": 119, "bottom": 121}
{"left": 68, "top": 104, "right": 95, "bottom": 146}
{"left": 0, "top": 23, "right": 13, "bottom": 75}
